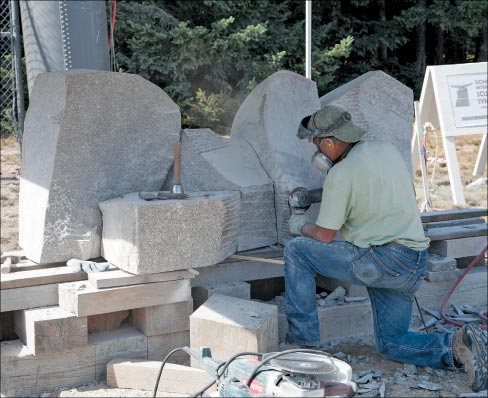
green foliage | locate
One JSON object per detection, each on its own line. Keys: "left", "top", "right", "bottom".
{"left": 113, "top": 0, "right": 486, "bottom": 134}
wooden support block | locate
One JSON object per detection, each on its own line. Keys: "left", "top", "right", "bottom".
{"left": 1, "top": 283, "right": 58, "bottom": 312}
{"left": 147, "top": 331, "right": 189, "bottom": 365}
{"left": 88, "top": 310, "right": 130, "bottom": 334}
{"left": 14, "top": 306, "right": 88, "bottom": 355}
{"left": 425, "top": 224, "right": 487, "bottom": 241}
{"left": 1, "top": 266, "right": 86, "bottom": 289}
{"left": 107, "top": 359, "right": 215, "bottom": 394}
{"left": 88, "top": 268, "right": 197, "bottom": 289}
{"left": 0, "top": 339, "right": 95, "bottom": 397}
{"left": 88, "top": 326, "right": 147, "bottom": 381}
{"left": 428, "top": 236, "right": 487, "bottom": 258}
{"left": 420, "top": 208, "right": 488, "bottom": 222}
{"left": 132, "top": 300, "right": 192, "bottom": 336}
{"left": 58, "top": 279, "right": 191, "bottom": 316}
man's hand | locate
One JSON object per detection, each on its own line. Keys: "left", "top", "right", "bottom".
{"left": 289, "top": 212, "right": 313, "bottom": 236}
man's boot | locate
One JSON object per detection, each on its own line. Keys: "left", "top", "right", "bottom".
{"left": 452, "top": 324, "right": 488, "bottom": 392}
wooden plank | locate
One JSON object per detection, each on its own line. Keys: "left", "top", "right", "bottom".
{"left": 0, "top": 339, "right": 95, "bottom": 397}
{"left": 14, "top": 306, "right": 88, "bottom": 355}
{"left": 420, "top": 208, "right": 487, "bottom": 223}
{"left": 1, "top": 283, "right": 58, "bottom": 312}
{"left": 88, "top": 268, "right": 197, "bottom": 289}
{"left": 107, "top": 359, "right": 215, "bottom": 394}
{"left": 423, "top": 217, "right": 485, "bottom": 229}
{"left": 6, "top": 260, "right": 65, "bottom": 273}
{"left": 228, "top": 254, "right": 284, "bottom": 265}
{"left": 425, "top": 224, "right": 487, "bottom": 241}
{"left": 1, "top": 266, "right": 87, "bottom": 290}
{"left": 59, "top": 279, "right": 191, "bottom": 317}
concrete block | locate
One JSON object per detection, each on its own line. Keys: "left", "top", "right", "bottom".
{"left": 177, "top": 129, "right": 277, "bottom": 251}
{"left": 19, "top": 70, "right": 180, "bottom": 264}
{"left": 425, "top": 269, "right": 463, "bottom": 282}
{"left": 100, "top": 191, "right": 240, "bottom": 274}
{"left": 88, "top": 326, "right": 147, "bottom": 381}
{"left": 0, "top": 339, "right": 95, "bottom": 397}
{"left": 190, "top": 294, "right": 278, "bottom": 363}
{"left": 320, "top": 70, "right": 414, "bottom": 176}
{"left": 58, "top": 279, "right": 191, "bottom": 316}
{"left": 192, "top": 281, "right": 250, "bottom": 310}
{"left": 14, "top": 306, "right": 88, "bottom": 355}
{"left": 426, "top": 254, "right": 457, "bottom": 272}
{"left": 231, "top": 70, "right": 324, "bottom": 244}
{"left": 147, "top": 331, "right": 190, "bottom": 365}
{"left": 132, "top": 300, "right": 193, "bottom": 336}
{"left": 428, "top": 236, "right": 487, "bottom": 258}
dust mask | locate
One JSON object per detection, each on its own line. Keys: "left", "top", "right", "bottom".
{"left": 312, "top": 151, "right": 333, "bottom": 173}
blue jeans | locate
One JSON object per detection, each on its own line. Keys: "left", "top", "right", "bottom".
{"left": 284, "top": 237, "right": 455, "bottom": 368}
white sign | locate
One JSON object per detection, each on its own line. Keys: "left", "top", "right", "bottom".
{"left": 447, "top": 73, "right": 487, "bottom": 128}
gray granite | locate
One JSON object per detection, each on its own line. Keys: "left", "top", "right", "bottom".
{"left": 177, "top": 129, "right": 277, "bottom": 251}
{"left": 19, "top": 70, "right": 180, "bottom": 263}
{"left": 99, "top": 191, "right": 240, "bottom": 274}
{"left": 231, "top": 70, "right": 323, "bottom": 244}
{"left": 320, "top": 70, "right": 414, "bottom": 176}
{"left": 426, "top": 254, "right": 457, "bottom": 272}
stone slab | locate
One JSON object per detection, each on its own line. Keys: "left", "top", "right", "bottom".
{"left": 179, "top": 129, "right": 277, "bottom": 251}
{"left": 320, "top": 70, "right": 414, "bottom": 176}
{"left": 58, "top": 279, "right": 191, "bottom": 316}
{"left": 100, "top": 191, "right": 240, "bottom": 274}
{"left": 0, "top": 266, "right": 86, "bottom": 289}
{"left": 428, "top": 236, "right": 487, "bottom": 258}
{"left": 88, "top": 326, "right": 147, "bottom": 381}
{"left": 425, "top": 224, "right": 487, "bottom": 241}
{"left": 87, "top": 310, "right": 130, "bottom": 334}
{"left": 422, "top": 217, "right": 485, "bottom": 229}
{"left": 132, "top": 300, "right": 193, "bottom": 336}
{"left": 190, "top": 294, "right": 278, "bottom": 364}
{"left": 420, "top": 208, "right": 487, "bottom": 223}
{"left": 192, "top": 281, "right": 251, "bottom": 310}
{"left": 14, "top": 306, "right": 88, "bottom": 355}
{"left": 0, "top": 339, "right": 95, "bottom": 397}
{"left": 147, "top": 331, "right": 190, "bottom": 365}
{"left": 426, "top": 254, "right": 457, "bottom": 272}
{"left": 231, "top": 70, "right": 324, "bottom": 244}
{"left": 88, "top": 269, "right": 197, "bottom": 289}
{"left": 19, "top": 70, "right": 180, "bottom": 264}
{"left": 425, "top": 269, "right": 463, "bottom": 282}
{"left": 1, "top": 283, "right": 58, "bottom": 312}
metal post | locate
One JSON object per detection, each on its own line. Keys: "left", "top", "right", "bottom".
{"left": 305, "top": 0, "right": 312, "bottom": 79}
{"left": 10, "top": 0, "right": 25, "bottom": 149}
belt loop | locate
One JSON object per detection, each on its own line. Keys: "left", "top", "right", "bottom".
{"left": 417, "top": 250, "right": 422, "bottom": 265}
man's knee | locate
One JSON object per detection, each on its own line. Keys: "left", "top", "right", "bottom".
{"left": 284, "top": 237, "right": 306, "bottom": 259}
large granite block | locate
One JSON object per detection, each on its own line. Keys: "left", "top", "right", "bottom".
{"left": 19, "top": 70, "right": 180, "bottom": 263}
{"left": 320, "top": 70, "right": 414, "bottom": 176}
{"left": 230, "top": 70, "right": 324, "bottom": 244}
{"left": 100, "top": 191, "right": 240, "bottom": 274}
{"left": 177, "top": 129, "right": 277, "bottom": 251}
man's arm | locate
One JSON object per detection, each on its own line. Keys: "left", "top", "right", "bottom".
{"left": 300, "top": 223, "right": 337, "bottom": 243}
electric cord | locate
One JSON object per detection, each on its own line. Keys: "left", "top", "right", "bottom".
{"left": 152, "top": 347, "right": 187, "bottom": 398}
{"left": 414, "top": 296, "right": 430, "bottom": 333}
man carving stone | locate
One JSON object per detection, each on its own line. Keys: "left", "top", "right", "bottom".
{"left": 284, "top": 105, "right": 487, "bottom": 392}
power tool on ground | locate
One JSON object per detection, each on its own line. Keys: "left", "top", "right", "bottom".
{"left": 176, "top": 346, "right": 357, "bottom": 397}
{"left": 288, "top": 187, "right": 324, "bottom": 215}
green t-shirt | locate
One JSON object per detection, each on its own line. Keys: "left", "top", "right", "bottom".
{"left": 315, "top": 140, "right": 430, "bottom": 251}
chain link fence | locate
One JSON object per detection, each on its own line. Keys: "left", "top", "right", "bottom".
{"left": 1, "top": 0, "right": 24, "bottom": 141}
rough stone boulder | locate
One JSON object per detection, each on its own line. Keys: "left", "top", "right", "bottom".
{"left": 177, "top": 129, "right": 277, "bottom": 251}
{"left": 19, "top": 70, "right": 180, "bottom": 263}
{"left": 99, "top": 191, "right": 240, "bottom": 274}
{"left": 320, "top": 70, "right": 414, "bottom": 175}
{"left": 230, "top": 70, "right": 323, "bottom": 244}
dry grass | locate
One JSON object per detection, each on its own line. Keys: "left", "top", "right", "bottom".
{"left": 1, "top": 132, "right": 487, "bottom": 254}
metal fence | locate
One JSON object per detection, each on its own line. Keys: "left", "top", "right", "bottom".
{"left": 1, "top": 0, "right": 24, "bottom": 142}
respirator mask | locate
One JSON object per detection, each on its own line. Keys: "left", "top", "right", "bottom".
{"left": 312, "top": 151, "right": 333, "bottom": 173}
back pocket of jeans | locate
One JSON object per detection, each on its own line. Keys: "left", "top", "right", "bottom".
{"left": 351, "top": 250, "right": 400, "bottom": 287}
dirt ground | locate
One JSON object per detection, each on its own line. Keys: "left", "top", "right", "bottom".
{"left": 1, "top": 133, "right": 486, "bottom": 398}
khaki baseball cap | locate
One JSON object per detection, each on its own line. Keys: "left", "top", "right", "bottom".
{"left": 297, "top": 105, "right": 367, "bottom": 143}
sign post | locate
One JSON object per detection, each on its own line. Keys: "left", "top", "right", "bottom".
{"left": 415, "top": 62, "right": 487, "bottom": 205}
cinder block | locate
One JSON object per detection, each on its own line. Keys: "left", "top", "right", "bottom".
{"left": 132, "top": 300, "right": 193, "bottom": 336}
{"left": 19, "top": 70, "right": 180, "bottom": 263}
{"left": 88, "top": 326, "right": 147, "bottom": 381}
{"left": 426, "top": 254, "right": 457, "bottom": 272}
{"left": 147, "top": 331, "right": 190, "bottom": 365}
{"left": 428, "top": 236, "right": 487, "bottom": 258}
{"left": 190, "top": 294, "right": 278, "bottom": 364}
{"left": 192, "top": 281, "right": 250, "bottom": 310}
{"left": 0, "top": 339, "right": 96, "bottom": 397}
{"left": 14, "top": 306, "right": 88, "bottom": 355}
{"left": 99, "top": 191, "right": 240, "bottom": 274}
{"left": 425, "top": 269, "right": 463, "bottom": 282}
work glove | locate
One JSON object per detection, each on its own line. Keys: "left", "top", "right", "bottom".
{"left": 289, "top": 211, "right": 313, "bottom": 236}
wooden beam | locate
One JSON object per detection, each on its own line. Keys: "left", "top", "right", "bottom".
{"left": 1, "top": 266, "right": 87, "bottom": 290}
{"left": 420, "top": 208, "right": 487, "bottom": 223}
{"left": 425, "top": 224, "right": 488, "bottom": 241}
{"left": 88, "top": 269, "right": 197, "bottom": 289}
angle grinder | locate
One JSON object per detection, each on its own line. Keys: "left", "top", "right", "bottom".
{"left": 288, "top": 187, "right": 324, "bottom": 215}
